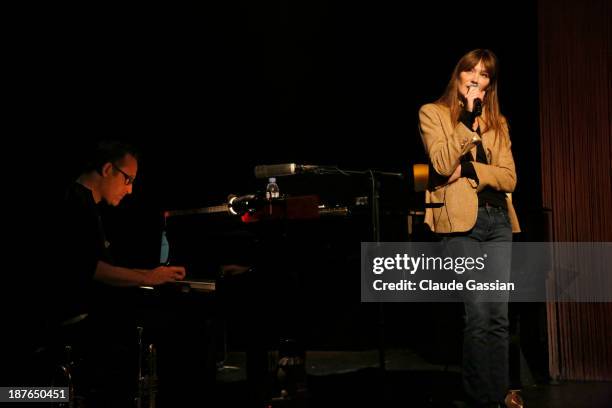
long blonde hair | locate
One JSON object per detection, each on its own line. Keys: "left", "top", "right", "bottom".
{"left": 436, "top": 49, "right": 505, "bottom": 135}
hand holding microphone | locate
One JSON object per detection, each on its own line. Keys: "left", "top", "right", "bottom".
{"left": 466, "top": 83, "right": 486, "bottom": 116}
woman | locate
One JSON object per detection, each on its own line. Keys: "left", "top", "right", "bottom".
{"left": 418, "top": 49, "right": 522, "bottom": 408}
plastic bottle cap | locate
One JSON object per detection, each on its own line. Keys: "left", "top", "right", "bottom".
{"left": 269, "top": 177, "right": 276, "bottom": 182}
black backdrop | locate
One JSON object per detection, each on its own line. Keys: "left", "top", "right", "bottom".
{"left": 13, "top": 1, "right": 542, "bottom": 355}
{"left": 32, "top": 2, "right": 539, "bottom": 208}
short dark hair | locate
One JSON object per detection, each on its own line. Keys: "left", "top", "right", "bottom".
{"left": 82, "top": 140, "right": 138, "bottom": 175}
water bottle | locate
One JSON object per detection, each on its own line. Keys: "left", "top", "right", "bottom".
{"left": 266, "top": 177, "right": 280, "bottom": 200}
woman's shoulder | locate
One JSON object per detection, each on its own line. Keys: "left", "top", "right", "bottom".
{"left": 419, "top": 102, "right": 450, "bottom": 117}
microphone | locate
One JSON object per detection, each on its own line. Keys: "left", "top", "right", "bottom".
{"left": 473, "top": 99, "right": 482, "bottom": 117}
{"left": 254, "top": 163, "right": 321, "bottom": 179}
{"left": 469, "top": 83, "right": 482, "bottom": 117}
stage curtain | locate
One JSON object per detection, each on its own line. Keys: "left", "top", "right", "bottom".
{"left": 538, "top": 0, "right": 611, "bottom": 380}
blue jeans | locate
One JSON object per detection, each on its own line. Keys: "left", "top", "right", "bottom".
{"left": 442, "top": 206, "right": 512, "bottom": 406}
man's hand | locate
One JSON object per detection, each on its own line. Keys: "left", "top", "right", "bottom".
{"left": 94, "top": 261, "right": 186, "bottom": 287}
{"left": 447, "top": 164, "right": 462, "bottom": 184}
{"left": 220, "top": 264, "right": 251, "bottom": 277}
{"left": 144, "top": 265, "right": 186, "bottom": 286}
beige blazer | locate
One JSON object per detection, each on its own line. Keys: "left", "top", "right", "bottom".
{"left": 418, "top": 103, "right": 520, "bottom": 233}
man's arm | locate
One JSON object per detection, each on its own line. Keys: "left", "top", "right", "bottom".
{"left": 94, "top": 260, "right": 186, "bottom": 287}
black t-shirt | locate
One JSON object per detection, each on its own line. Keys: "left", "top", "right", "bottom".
{"left": 56, "top": 183, "right": 113, "bottom": 321}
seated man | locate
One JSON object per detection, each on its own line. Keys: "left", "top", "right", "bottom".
{"left": 63, "top": 141, "right": 184, "bottom": 304}
{"left": 56, "top": 140, "right": 186, "bottom": 405}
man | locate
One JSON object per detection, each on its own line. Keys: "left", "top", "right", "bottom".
{"left": 58, "top": 141, "right": 185, "bottom": 321}
{"left": 75, "top": 141, "right": 183, "bottom": 283}
{"left": 57, "top": 140, "right": 186, "bottom": 405}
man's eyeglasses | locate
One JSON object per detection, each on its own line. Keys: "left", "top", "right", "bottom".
{"left": 112, "top": 163, "right": 136, "bottom": 185}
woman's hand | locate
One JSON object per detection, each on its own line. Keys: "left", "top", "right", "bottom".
{"left": 461, "top": 85, "right": 486, "bottom": 113}
{"left": 447, "top": 164, "right": 462, "bottom": 184}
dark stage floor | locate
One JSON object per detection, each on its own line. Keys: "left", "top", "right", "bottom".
{"left": 213, "top": 349, "right": 612, "bottom": 407}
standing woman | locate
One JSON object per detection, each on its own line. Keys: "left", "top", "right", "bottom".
{"left": 418, "top": 49, "right": 521, "bottom": 408}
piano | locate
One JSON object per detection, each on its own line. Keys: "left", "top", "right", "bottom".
{"left": 136, "top": 179, "right": 410, "bottom": 404}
